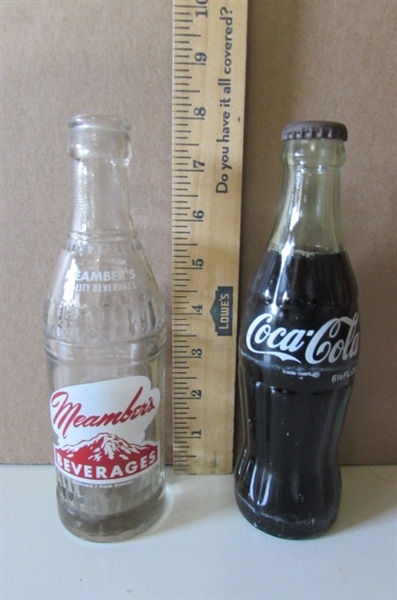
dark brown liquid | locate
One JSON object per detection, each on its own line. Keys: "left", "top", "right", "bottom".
{"left": 235, "top": 250, "right": 359, "bottom": 539}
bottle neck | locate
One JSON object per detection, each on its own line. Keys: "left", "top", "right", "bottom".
{"left": 70, "top": 158, "right": 134, "bottom": 238}
{"left": 68, "top": 115, "right": 135, "bottom": 240}
{"left": 270, "top": 139, "right": 346, "bottom": 254}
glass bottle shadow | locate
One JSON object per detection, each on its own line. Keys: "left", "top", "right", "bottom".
{"left": 146, "top": 466, "right": 396, "bottom": 540}
{"left": 327, "top": 466, "right": 396, "bottom": 536}
{"left": 146, "top": 470, "right": 236, "bottom": 536}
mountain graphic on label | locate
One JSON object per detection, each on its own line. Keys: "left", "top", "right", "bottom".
{"left": 55, "top": 433, "right": 158, "bottom": 481}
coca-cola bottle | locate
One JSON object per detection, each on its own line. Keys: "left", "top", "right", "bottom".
{"left": 235, "top": 121, "right": 360, "bottom": 539}
{"left": 43, "top": 115, "right": 166, "bottom": 542}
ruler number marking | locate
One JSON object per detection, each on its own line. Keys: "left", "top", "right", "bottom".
{"left": 172, "top": 0, "right": 247, "bottom": 473}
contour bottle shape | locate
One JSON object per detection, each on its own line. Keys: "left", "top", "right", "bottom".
{"left": 235, "top": 121, "right": 360, "bottom": 539}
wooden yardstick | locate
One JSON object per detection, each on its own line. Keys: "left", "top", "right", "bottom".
{"left": 172, "top": 0, "right": 248, "bottom": 473}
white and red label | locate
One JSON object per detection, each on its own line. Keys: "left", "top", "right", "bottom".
{"left": 50, "top": 376, "right": 160, "bottom": 485}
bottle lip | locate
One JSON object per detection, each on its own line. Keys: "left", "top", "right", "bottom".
{"left": 69, "top": 114, "right": 131, "bottom": 133}
{"left": 282, "top": 121, "right": 348, "bottom": 142}
{"left": 68, "top": 115, "right": 132, "bottom": 161}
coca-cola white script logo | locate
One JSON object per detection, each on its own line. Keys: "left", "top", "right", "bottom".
{"left": 246, "top": 312, "right": 359, "bottom": 365}
{"left": 50, "top": 375, "right": 160, "bottom": 485}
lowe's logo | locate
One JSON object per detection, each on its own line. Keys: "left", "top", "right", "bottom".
{"left": 210, "top": 287, "right": 233, "bottom": 336}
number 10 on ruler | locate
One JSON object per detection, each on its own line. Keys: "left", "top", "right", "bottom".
{"left": 172, "top": 0, "right": 248, "bottom": 473}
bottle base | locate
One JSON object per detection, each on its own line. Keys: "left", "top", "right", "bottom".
{"left": 235, "top": 493, "right": 338, "bottom": 540}
{"left": 57, "top": 486, "right": 166, "bottom": 543}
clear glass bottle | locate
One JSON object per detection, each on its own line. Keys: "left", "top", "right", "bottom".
{"left": 43, "top": 115, "right": 166, "bottom": 542}
{"left": 235, "top": 121, "right": 360, "bottom": 539}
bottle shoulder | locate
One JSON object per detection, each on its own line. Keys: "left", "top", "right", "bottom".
{"left": 46, "top": 237, "right": 160, "bottom": 296}
{"left": 247, "top": 248, "right": 358, "bottom": 310}
{"left": 43, "top": 239, "right": 165, "bottom": 344}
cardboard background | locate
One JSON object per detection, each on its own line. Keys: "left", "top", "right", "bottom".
{"left": 1, "top": 0, "right": 396, "bottom": 465}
